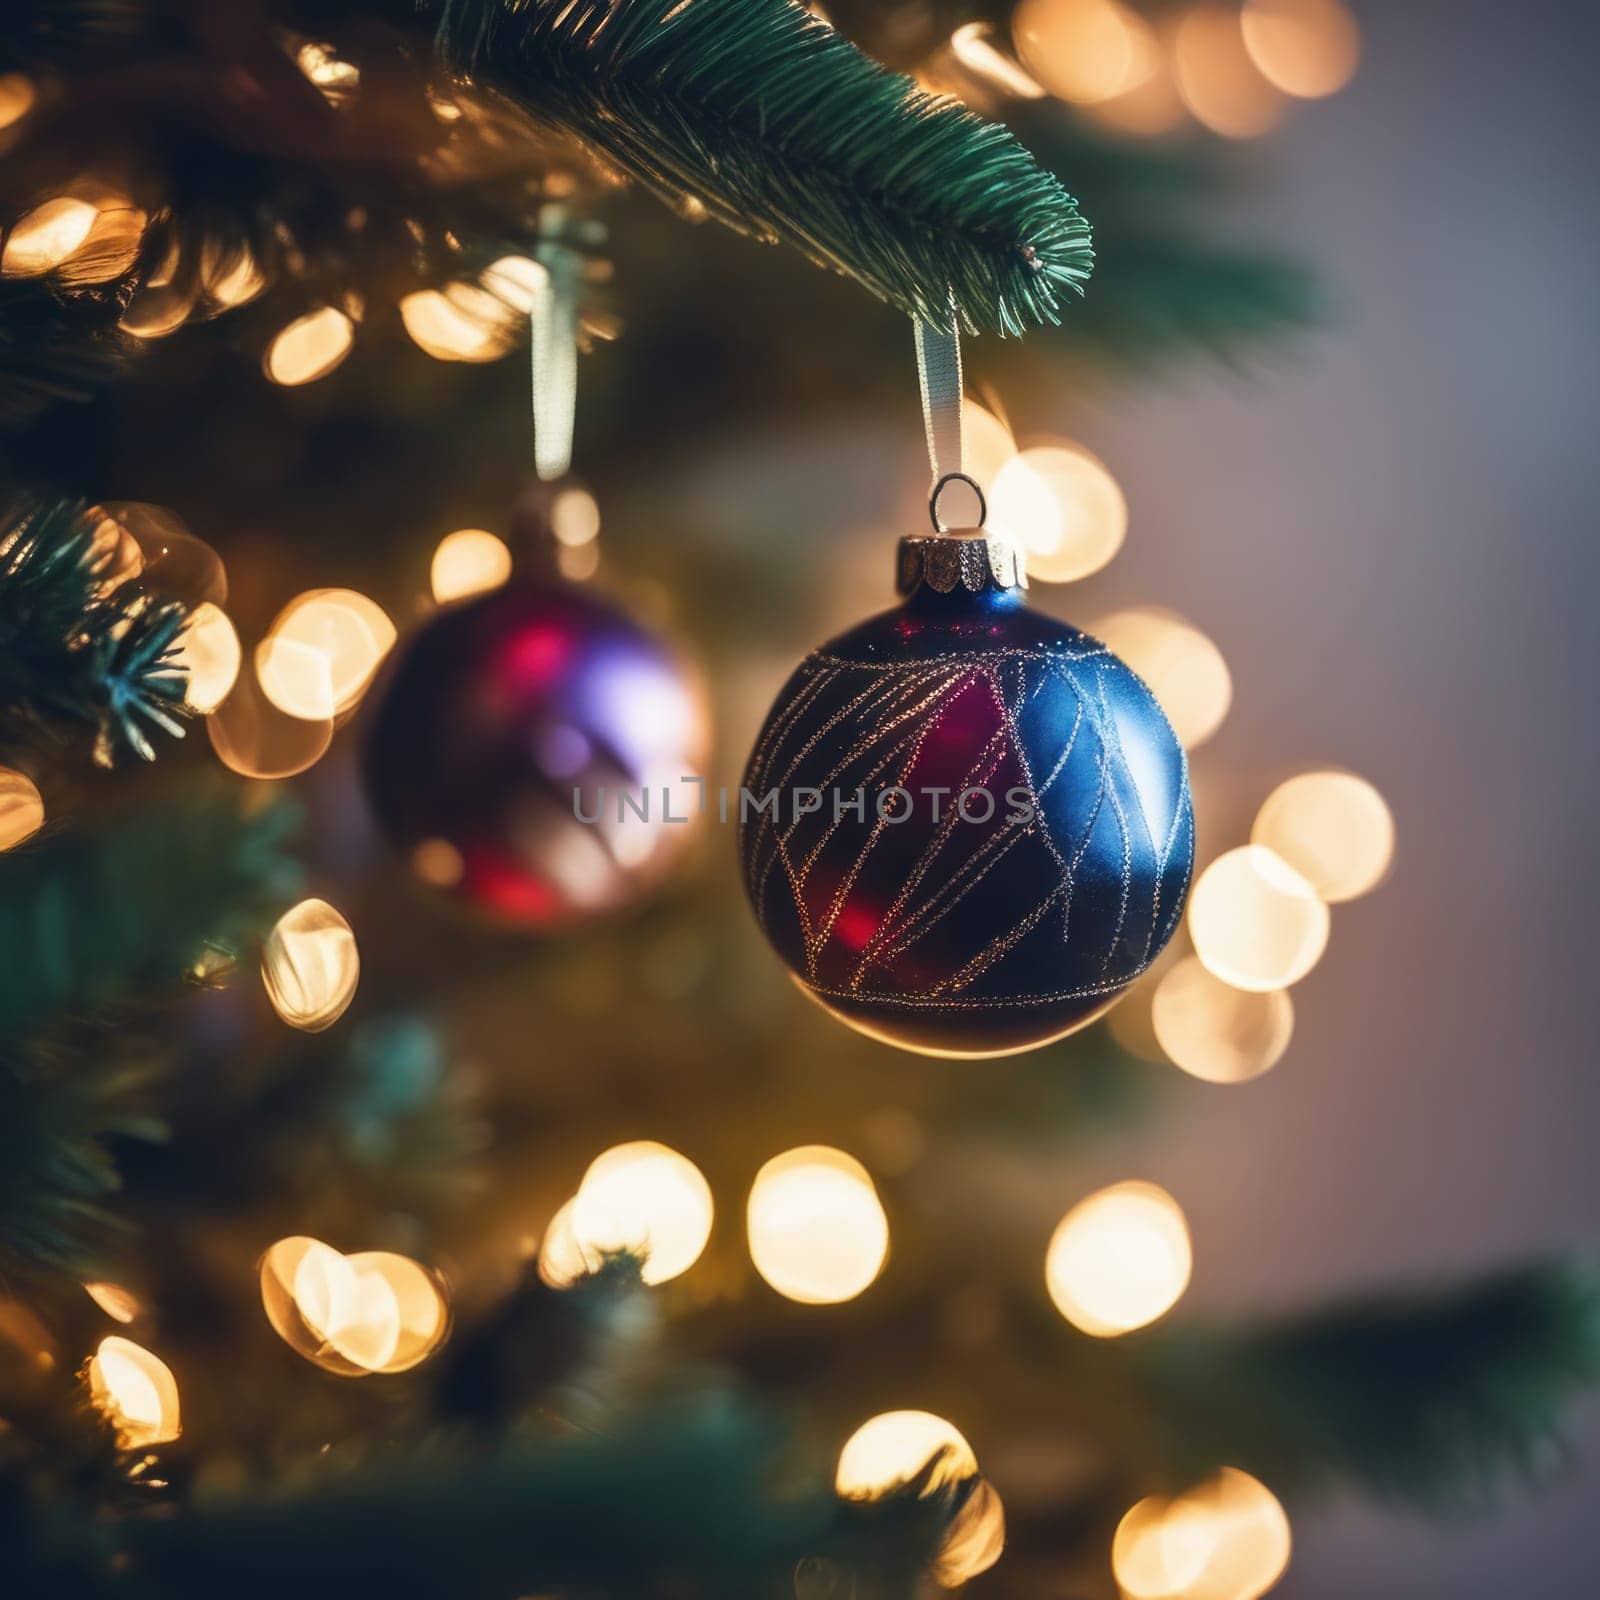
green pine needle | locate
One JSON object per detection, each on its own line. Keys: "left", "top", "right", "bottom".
{"left": 437, "top": 0, "right": 1093, "bottom": 334}
{"left": 0, "top": 495, "right": 190, "bottom": 764}
{"left": 1139, "top": 1259, "right": 1600, "bottom": 1511}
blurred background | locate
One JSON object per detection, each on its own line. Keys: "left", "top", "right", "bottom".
{"left": 1, "top": 1, "right": 1597, "bottom": 1596}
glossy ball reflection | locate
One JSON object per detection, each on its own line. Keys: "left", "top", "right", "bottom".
{"left": 363, "top": 579, "right": 707, "bottom": 930}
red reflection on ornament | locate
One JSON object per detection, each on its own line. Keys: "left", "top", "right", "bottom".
{"left": 499, "top": 624, "right": 573, "bottom": 690}
{"left": 835, "top": 899, "right": 884, "bottom": 952}
{"left": 462, "top": 851, "right": 560, "bottom": 923}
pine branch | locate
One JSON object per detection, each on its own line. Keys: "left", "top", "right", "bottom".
{"left": 1136, "top": 1259, "right": 1600, "bottom": 1511}
{"left": 436, "top": 0, "right": 1092, "bottom": 335}
{"left": 0, "top": 789, "right": 302, "bottom": 1044}
{"left": 0, "top": 495, "right": 190, "bottom": 764}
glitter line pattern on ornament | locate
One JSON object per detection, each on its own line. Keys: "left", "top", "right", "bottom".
{"left": 742, "top": 646, "right": 1192, "bottom": 1012}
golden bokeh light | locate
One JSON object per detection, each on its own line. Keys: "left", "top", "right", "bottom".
{"left": 747, "top": 1145, "right": 889, "bottom": 1305}
{"left": 260, "top": 897, "right": 359, "bottom": 1032}
{"left": 1045, "top": 1180, "right": 1192, "bottom": 1336}
{"left": 1251, "top": 770, "right": 1394, "bottom": 904}
{"left": 0, "top": 74, "right": 36, "bottom": 131}
{"left": 431, "top": 528, "right": 513, "bottom": 603}
{"left": 256, "top": 635, "right": 335, "bottom": 721}
{"left": 1174, "top": 5, "right": 1286, "bottom": 138}
{"left": 202, "top": 241, "right": 266, "bottom": 309}
{"left": 400, "top": 283, "right": 518, "bottom": 363}
{"left": 172, "top": 602, "right": 242, "bottom": 714}
{"left": 1012, "top": 0, "right": 1159, "bottom": 104}
{"left": 960, "top": 397, "right": 1018, "bottom": 495}
{"left": 120, "top": 283, "right": 193, "bottom": 339}
{"left": 96, "top": 502, "right": 228, "bottom": 606}
{"left": 411, "top": 837, "right": 465, "bottom": 888}
{"left": 937, "top": 1476, "right": 1007, "bottom": 1584}
{"left": 1089, "top": 607, "right": 1232, "bottom": 750}
{"left": 207, "top": 664, "right": 333, "bottom": 779}
{"left": 1113, "top": 1467, "right": 1291, "bottom": 1600}
{"left": 537, "top": 1196, "right": 603, "bottom": 1289}
{"left": 260, "top": 1237, "right": 450, "bottom": 1375}
{"left": 83, "top": 1282, "right": 141, "bottom": 1324}
{"left": 2, "top": 197, "right": 98, "bottom": 278}
{"left": 557, "top": 541, "right": 601, "bottom": 582}
{"left": 1241, "top": 0, "right": 1359, "bottom": 99}
{"left": 1085, "top": 49, "right": 1187, "bottom": 135}
{"left": 261, "top": 589, "right": 396, "bottom": 717}
{"left": 1151, "top": 956, "right": 1294, "bottom": 1084}
{"left": 63, "top": 197, "right": 148, "bottom": 286}
{"left": 86, "top": 1336, "right": 180, "bottom": 1449}
{"left": 480, "top": 253, "right": 549, "bottom": 313}
{"left": 949, "top": 23, "right": 1046, "bottom": 99}
{"left": 265, "top": 306, "right": 354, "bottom": 385}
{"left": 836, "top": 1410, "right": 979, "bottom": 1498}
{"left": 551, "top": 486, "right": 602, "bottom": 548}
{"left": 569, "top": 1141, "right": 715, "bottom": 1286}
{"left": 1188, "top": 845, "right": 1330, "bottom": 992}
{"left": 296, "top": 40, "right": 360, "bottom": 92}
{"left": 0, "top": 768, "right": 44, "bottom": 851}
{"left": 990, "top": 443, "right": 1127, "bottom": 583}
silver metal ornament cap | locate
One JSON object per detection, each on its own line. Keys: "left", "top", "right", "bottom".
{"left": 896, "top": 529, "right": 1029, "bottom": 597}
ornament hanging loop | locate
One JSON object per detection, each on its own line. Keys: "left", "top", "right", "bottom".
{"left": 913, "top": 303, "right": 983, "bottom": 533}
{"left": 929, "top": 471, "right": 987, "bottom": 534}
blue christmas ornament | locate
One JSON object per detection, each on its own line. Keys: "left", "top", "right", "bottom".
{"left": 739, "top": 528, "right": 1194, "bottom": 1058}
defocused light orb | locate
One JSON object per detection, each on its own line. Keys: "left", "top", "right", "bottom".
{"left": 537, "top": 1197, "right": 603, "bottom": 1288}
{"left": 431, "top": 528, "right": 513, "bottom": 603}
{"left": 260, "top": 1237, "right": 449, "bottom": 1375}
{"left": 480, "top": 253, "right": 549, "bottom": 313}
{"left": 410, "top": 837, "right": 465, "bottom": 888}
{"left": 96, "top": 502, "right": 227, "bottom": 606}
{"left": 950, "top": 23, "right": 1046, "bottom": 99}
{"left": 1189, "top": 845, "right": 1330, "bottom": 991}
{"left": 1086, "top": 53, "right": 1187, "bottom": 135}
{"left": 208, "top": 666, "right": 333, "bottom": 778}
{"left": 265, "top": 306, "right": 353, "bottom": 385}
{"left": 1089, "top": 607, "right": 1231, "bottom": 750}
{"left": 256, "top": 635, "right": 335, "bottom": 721}
{"left": 569, "top": 1141, "right": 714, "bottom": 1285}
{"left": 120, "top": 283, "right": 193, "bottom": 338}
{"left": 296, "top": 40, "right": 359, "bottom": 91}
{"left": 262, "top": 589, "right": 396, "bottom": 716}
{"left": 1241, "top": 0, "right": 1359, "bottom": 98}
{"left": 173, "top": 602, "right": 241, "bottom": 714}
{"left": 557, "top": 540, "right": 600, "bottom": 582}
{"left": 1114, "top": 1468, "right": 1290, "bottom": 1600}
{"left": 1013, "top": 0, "right": 1158, "bottom": 104}
{"left": 961, "top": 398, "right": 1018, "bottom": 494}
{"left": 1252, "top": 771, "right": 1394, "bottom": 903}
{"left": 551, "top": 486, "right": 602, "bottom": 548}
{"left": 991, "top": 444, "right": 1126, "bottom": 583}
{"left": 1045, "top": 1180, "right": 1191, "bottom": 1336}
{"left": 261, "top": 897, "right": 359, "bottom": 1032}
{"left": 86, "top": 1336, "right": 180, "bottom": 1448}
{"left": 0, "top": 74, "right": 35, "bottom": 131}
{"left": 2, "top": 197, "right": 98, "bottom": 277}
{"left": 1151, "top": 956, "right": 1293, "bottom": 1084}
{"left": 400, "top": 283, "right": 517, "bottom": 363}
{"left": 62, "top": 197, "right": 147, "bottom": 286}
{"left": 0, "top": 768, "right": 44, "bottom": 851}
{"left": 1174, "top": 4, "right": 1286, "bottom": 137}
{"left": 935, "top": 1477, "right": 1007, "bottom": 1584}
{"left": 202, "top": 241, "right": 265, "bottom": 309}
{"left": 84, "top": 1282, "right": 141, "bottom": 1324}
{"left": 747, "top": 1146, "right": 889, "bottom": 1304}
{"left": 837, "top": 1410, "right": 979, "bottom": 1497}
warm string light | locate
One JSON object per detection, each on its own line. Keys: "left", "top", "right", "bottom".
{"left": 83, "top": 1282, "right": 142, "bottom": 1324}
{"left": 1152, "top": 955, "right": 1294, "bottom": 1084}
{"left": 260, "top": 1237, "right": 450, "bottom": 1375}
{"left": 537, "top": 1196, "right": 603, "bottom": 1289}
{"left": 172, "top": 602, "right": 242, "bottom": 714}
{"left": 431, "top": 528, "right": 513, "bottom": 603}
{"left": 1012, "top": 0, "right": 1159, "bottom": 105}
{"left": 479, "top": 255, "right": 549, "bottom": 314}
{"left": 1112, "top": 1468, "right": 1291, "bottom": 1600}
{"left": 991, "top": 443, "right": 1127, "bottom": 582}
{"left": 1188, "top": 845, "right": 1329, "bottom": 992}
{"left": 1045, "top": 1180, "right": 1191, "bottom": 1336}
{"left": 835, "top": 1412, "right": 1005, "bottom": 1584}
{"left": 948, "top": 23, "right": 1046, "bottom": 99}
{"left": 0, "top": 74, "right": 35, "bottom": 132}
{"left": 0, "top": 768, "right": 44, "bottom": 851}
{"left": 260, "top": 898, "right": 360, "bottom": 1032}
{"left": 1089, "top": 608, "right": 1231, "bottom": 750}
{"left": 746, "top": 1146, "right": 889, "bottom": 1304}
{"left": 94, "top": 502, "right": 228, "bottom": 606}
{"left": 567, "top": 1141, "right": 715, "bottom": 1285}
{"left": 86, "top": 1336, "right": 181, "bottom": 1449}
{"left": 265, "top": 306, "right": 354, "bottom": 386}
{"left": 400, "top": 283, "right": 519, "bottom": 363}
{"left": 1240, "top": 0, "right": 1359, "bottom": 99}
{"left": 1251, "top": 770, "right": 1394, "bottom": 903}
{"left": 208, "top": 663, "right": 334, "bottom": 778}
{"left": 257, "top": 589, "right": 395, "bottom": 719}
{"left": 2, "top": 197, "right": 99, "bottom": 277}
{"left": 1173, "top": 4, "right": 1286, "bottom": 138}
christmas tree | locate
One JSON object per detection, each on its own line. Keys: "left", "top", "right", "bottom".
{"left": 1, "top": 3, "right": 1595, "bottom": 1597}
